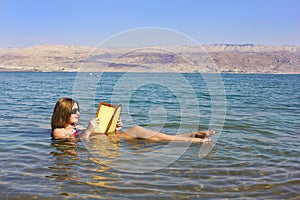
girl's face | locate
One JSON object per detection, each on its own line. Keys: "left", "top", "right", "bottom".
{"left": 69, "top": 103, "right": 80, "bottom": 125}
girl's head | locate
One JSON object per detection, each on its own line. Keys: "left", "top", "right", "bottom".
{"left": 51, "top": 98, "right": 80, "bottom": 130}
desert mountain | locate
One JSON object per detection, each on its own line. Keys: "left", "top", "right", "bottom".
{"left": 0, "top": 44, "right": 299, "bottom": 73}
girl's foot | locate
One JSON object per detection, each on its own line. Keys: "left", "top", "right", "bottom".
{"left": 190, "top": 130, "right": 215, "bottom": 139}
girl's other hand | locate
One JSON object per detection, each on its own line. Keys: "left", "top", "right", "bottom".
{"left": 116, "top": 118, "right": 123, "bottom": 131}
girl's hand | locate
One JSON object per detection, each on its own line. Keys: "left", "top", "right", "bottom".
{"left": 116, "top": 118, "right": 123, "bottom": 131}
{"left": 87, "top": 118, "right": 99, "bottom": 132}
{"left": 81, "top": 118, "right": 99, "bottom": 140}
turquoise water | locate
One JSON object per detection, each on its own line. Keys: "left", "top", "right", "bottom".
{"left": 0, "top": 72, "right": 299, "bottom": 199}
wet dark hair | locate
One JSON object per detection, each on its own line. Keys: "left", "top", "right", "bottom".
{"left": 51, "top": 97, "right": 79, "bottom": 131}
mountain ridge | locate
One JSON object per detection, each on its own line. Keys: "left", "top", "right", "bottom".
{"left": 0, "top": 44, "right": 299, "bottom": 73}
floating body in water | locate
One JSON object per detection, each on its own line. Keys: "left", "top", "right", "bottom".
{"left": 50, "top": 97, "right": 214, "bottom": 143}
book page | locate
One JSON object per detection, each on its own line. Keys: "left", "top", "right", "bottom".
{"left": 94, "top": 102, "right": 121, "bottom": 134}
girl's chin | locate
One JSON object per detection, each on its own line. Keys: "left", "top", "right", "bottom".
{"left": 71, "top": 119, "right": 79, "bottom": 124}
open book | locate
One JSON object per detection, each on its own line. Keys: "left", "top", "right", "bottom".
{"left": 94, "top": 102, "right": 122, "bottom": 134}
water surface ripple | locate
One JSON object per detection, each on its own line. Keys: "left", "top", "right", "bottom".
{"left": 0, "top": 72, "right": 299, "bottom": 199}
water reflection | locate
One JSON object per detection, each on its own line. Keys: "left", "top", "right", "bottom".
{"left": 47, "top": 137, "right": 120, "bottom": 192}
{"left": 81, "top": 134, "right": 122, "bottom": 169}
{"left": 86, "top": 158, "right": 118, "bottom": 188}
{"left": 47, "top": 140, "right": 80, "bottom": 181}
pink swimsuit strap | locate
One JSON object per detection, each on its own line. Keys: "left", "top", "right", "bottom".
{"left": 70, "top": 129, "right": 79, "bottom": 136}
{"left": 63, "top": 128, "right": 79, "bottom": 137}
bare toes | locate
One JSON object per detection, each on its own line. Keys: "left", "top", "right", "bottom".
{"left": 206, "top": 130, "right": 215, "bottom": 137}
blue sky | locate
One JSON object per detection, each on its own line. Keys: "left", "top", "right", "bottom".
{"left": 0, "top": 0, "right": 299, "bottom": 47}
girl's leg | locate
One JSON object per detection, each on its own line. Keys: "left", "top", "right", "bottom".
{"left": 120, "top": 126, "right": 214, "bottom": 143}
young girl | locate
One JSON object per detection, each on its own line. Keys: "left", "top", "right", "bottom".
{"left": 51, "top": 97, "right": 214, "bottom": 143}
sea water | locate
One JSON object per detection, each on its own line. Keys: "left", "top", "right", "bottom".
{"left": 0, "top": 72, "right": 299, "bottom": 199}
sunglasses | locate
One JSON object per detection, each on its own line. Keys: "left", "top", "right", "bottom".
{"left": 72, "top": 108, "right": 80, "bottom": 114}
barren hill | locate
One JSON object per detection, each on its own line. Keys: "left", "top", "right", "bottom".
{"left": 0, "top": 44, "right": 299, "bottom": 73}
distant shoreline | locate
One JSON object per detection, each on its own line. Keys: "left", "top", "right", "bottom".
{"left": 0, "top": 44, "right": 299, "bottom": 74}
{"left": 1, "top": 71, "right": 299, "bottom": 75}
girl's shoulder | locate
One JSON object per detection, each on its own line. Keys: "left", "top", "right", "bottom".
{"left": 52, "top": 128, "right": 68, "bottom": 139}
